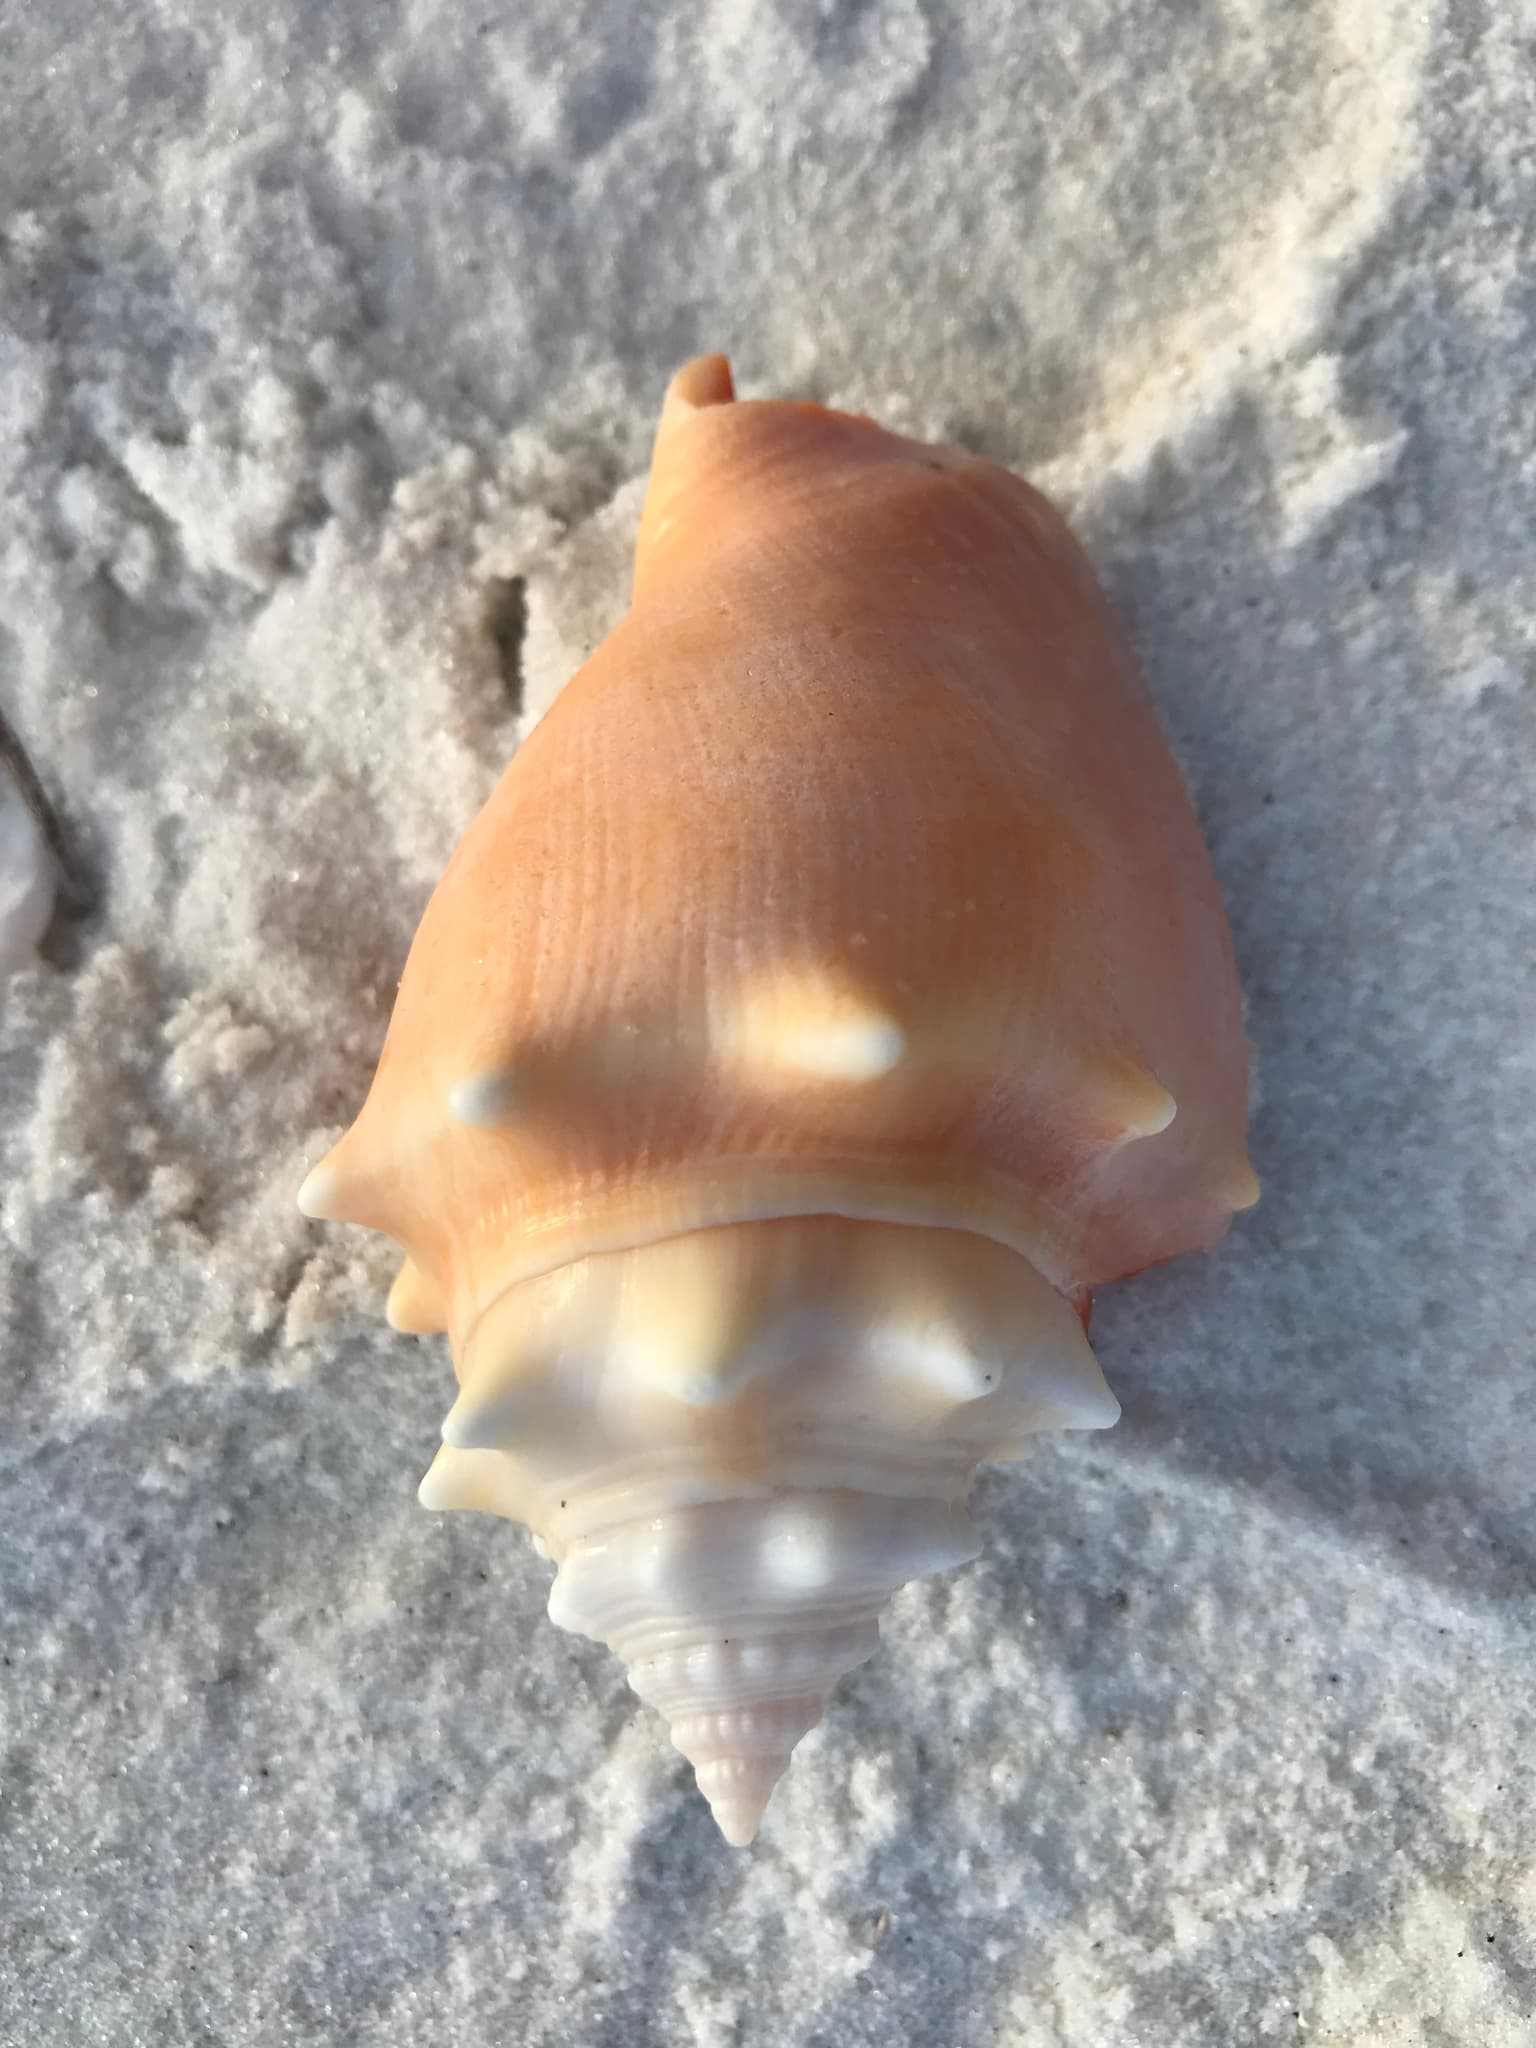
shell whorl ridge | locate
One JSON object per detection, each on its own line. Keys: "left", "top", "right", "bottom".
{"left": 417, "top": 1218, "right": 1114, "bottom": 1845}
{"left": 300, "top": 355, "right": 1256, "bottom": 1843}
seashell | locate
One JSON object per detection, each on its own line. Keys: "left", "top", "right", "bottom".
{"left": 300, "top": 355, "right": 1256, "bottom": 1844}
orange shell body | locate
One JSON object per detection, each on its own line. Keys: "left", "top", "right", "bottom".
{"left": 311, "top": 358, "right": 1251, "bottom": 1342}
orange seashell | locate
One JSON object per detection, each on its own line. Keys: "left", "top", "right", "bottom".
{"left": 300, "top": 355, "right": 1255, "bottom": 1844}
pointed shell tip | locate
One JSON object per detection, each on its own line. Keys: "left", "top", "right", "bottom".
{"left": 386, "top": 1257, "right": 449, "bottom": 1335}
{"left": 669, "top": 354, "right": 735, "bottom": 412}
{"left": 694, "top": 1754, "right": 786, "bottom": 1848}
{"left": 416, "top": 1456, "right": 449, "bottom": 1511}
{"left": 713, "top": 1805, "right": 765, "bottom": 1849}
{"left": 1128, "top": 1081, "right": 1178, "bottom": 1138}
{"left": 1081, "top": 1382, "right": 1122, "bottom": 1430}
{"left": 447, "top": 1069, "right": 521, "bottom": 1129}
{"left": 296, "top": 1162, "right": 337, "bottom": 1219}
{"left": 806, "top": 1011, "right": 905, "bottom": 1081}
{"left": 728, "top": 981, "right": 906, "bottom": 1084}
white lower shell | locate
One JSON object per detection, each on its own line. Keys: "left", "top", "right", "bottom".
{"left": 418, "top": 1215, "right": 1118, "bottom": 1843}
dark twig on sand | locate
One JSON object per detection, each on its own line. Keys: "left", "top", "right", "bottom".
{"left": 0, "top": 702, "right": 92, "bottom": 911}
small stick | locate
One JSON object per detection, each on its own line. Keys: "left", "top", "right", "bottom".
{"left": 0, "top": 702, "right": 92, "bottom": 911}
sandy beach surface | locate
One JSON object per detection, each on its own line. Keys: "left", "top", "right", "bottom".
{"left": 2, "top": 3, "right": 1534, "bottom": 2042}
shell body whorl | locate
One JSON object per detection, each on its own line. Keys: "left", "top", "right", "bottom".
{"left": 301, "top": 356, "right": 1255, "bottom": 1842}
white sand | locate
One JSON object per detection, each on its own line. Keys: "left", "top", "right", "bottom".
{"left": 2, "top": 2, "right": 1534, "bottom": 2041}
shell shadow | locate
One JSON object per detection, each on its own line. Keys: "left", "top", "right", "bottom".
{"left": 1069, "top": 393, "right": 1536, "bottom": 1607}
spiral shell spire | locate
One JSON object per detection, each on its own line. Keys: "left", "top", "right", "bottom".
{"left": 419, "top": 1217, "right": 1117, "bottom": 1841}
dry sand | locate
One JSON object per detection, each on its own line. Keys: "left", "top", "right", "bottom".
{"left": 1, "top": 3, "right": 1533, "bottom": 2042}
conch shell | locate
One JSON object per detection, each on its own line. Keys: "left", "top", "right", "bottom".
{"left": 300, "top": 355, "right": 1255, "bottom": 1844}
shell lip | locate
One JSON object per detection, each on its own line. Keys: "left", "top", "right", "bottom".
{"left": 446, "top": 1171, "right": 1080, "bottom": 1363}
